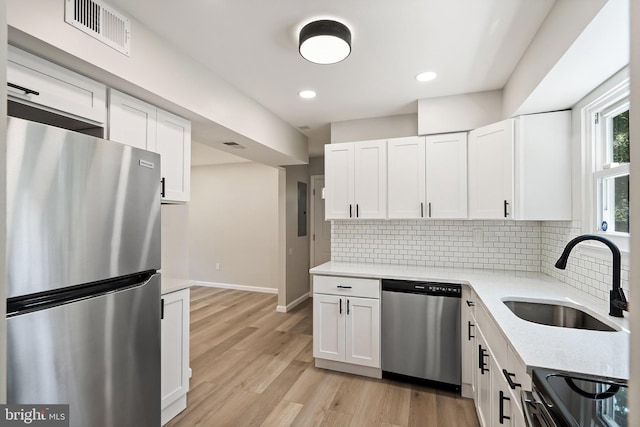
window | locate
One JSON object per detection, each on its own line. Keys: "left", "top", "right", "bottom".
{"left": 594, "top": 100, "right": 630, "bottom": 234}
{"left": 580, "top": 72, "right": 630, "bottom": 253}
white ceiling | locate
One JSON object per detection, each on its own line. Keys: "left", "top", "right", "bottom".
{"left": 107, "top": 0, "right": 555, "bottom": 157}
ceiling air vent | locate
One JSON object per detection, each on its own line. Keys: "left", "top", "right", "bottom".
{"left": 223, "top": 141, "right": 246, "bottom": 149}
{"left": 64, "top": 0, "right": 131, "bottom": 56}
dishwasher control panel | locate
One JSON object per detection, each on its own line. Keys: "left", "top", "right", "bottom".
{"left": 382, "top": 279, "right": 461, "bottom": 297}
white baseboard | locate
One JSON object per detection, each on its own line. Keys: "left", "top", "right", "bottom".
{"left": 192, "top": 280, "right": 278, "bottom": 294}
{"left": 276, "top": 292, "right": 310, "bottom": 313}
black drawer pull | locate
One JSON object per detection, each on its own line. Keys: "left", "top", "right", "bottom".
{"left": 8, "top": 82, "right": 40, "bottom": 96}
{"left": 467, "top": 321, "right": 475, "bottom": 341}
{"left": 478, "top": 345, "right": 489, "bottom": 374}
{"left": 502, "top": 369, "right": 521, "bottom": 390}
{"left": 337, "top": 285, "right": 352, "bottom": 289}
{"left": 466, "top": 300, "right": 474, "bottom": 307}
{"left": 499, "top": 390, "right": 511, "bottom": 424}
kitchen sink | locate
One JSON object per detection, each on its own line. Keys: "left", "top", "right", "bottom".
{"left": 503, "top": 300, "right": 618, "bottom": 332}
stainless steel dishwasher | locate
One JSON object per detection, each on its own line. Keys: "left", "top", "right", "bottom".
{"left": 381, "top": 279, "right": 461, "bottom": 391}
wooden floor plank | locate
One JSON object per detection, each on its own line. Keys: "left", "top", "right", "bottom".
{"left": 168, "top": 286, "right": 480, "bottom": 427}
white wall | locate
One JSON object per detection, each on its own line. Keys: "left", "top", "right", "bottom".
{"left": 629, "top": 0, "right": 639, "bottom": 420}
{"left": 161, "top": 204, "right": 190, "bottom": 279}
{"left": 331, "top": 114, "right": 417, "bottom": 143}
{"left": 418, "top": 90, "right": 503, "bottom": 135}
{"left": 502, "top": 0, "right": 607, "bottom": 117}
{"left": 283, "top": 165, "right": 311, "bottom": 308}
{"left": 189, "top": 163, "right": 281, "bottom": 291}
{"left": 0, "top": 0, "right": 7, "bottom": 403}
{"left": 7, "top": 0, "right": 308, "bottom": 166}
{"left": 308, "top": 157, "right": 324, "bottom": 177}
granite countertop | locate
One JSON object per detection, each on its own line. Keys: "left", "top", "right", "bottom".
{"left": 309, "top": 261, "right": 630, "bottom": 381}
{"left": 161, "top": 276, "right": 193, "bottom": 294}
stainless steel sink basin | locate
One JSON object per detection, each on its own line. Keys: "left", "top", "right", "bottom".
{"left": 503, "top": 300, "right": 617, "bottom": 332}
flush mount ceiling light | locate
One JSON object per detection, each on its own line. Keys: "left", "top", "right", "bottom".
{"left": 299, "top": 20, "right": 351, "bottom": 65}
{"left": 415, "top": 71, "right": 438, "bottom": 82}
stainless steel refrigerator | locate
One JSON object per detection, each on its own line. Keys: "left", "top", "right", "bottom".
{"left": 6, "top": 117, "right": 162, "bottom": 427}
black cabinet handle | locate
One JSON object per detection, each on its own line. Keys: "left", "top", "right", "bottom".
{"left": 161, "top": 178, "right": 166, "bottom": 198}
{"left": 478, "top": 345, "right": 489, "bottom": 374}
{"left": 421, "top": 202, "right": 424, "bottom": 218}
{"left": 347, "top": 299, "right": 350, "bottom": 315}
{"left": 504, "top": 200, "right": 509, "bottom": 218}
{"left": 337, "top": 285, "right": 352, "bottom": 289}
{"left": 356, "top": 204, "right": 359, "bottom": 218}
{"left": 349, "top": 204, "right": 352, "bottom": 218}
{"left": 428, "top": 202, "right": 432, "bottom": 218}
{"left": 161, "top": 298, "right": 165, "bottom": 320}
{"left": 339, "top": 299, "right": 342, "bottom": 314}
{"left": 499, "top": 390, "right": 511, "bottom": 424}
{"left": 468, "top": 321, "right": 475, "bottom": 341}
{"left": 466, "top": 300, "right": 475, "bottom": 307}
{"left": 502, "top": 369, "right": 521, "bottom": 390}
{"left": 8, "top": 82, "right": 40, "bottom": 96}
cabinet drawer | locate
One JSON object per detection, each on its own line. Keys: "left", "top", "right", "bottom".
{"left": 313, "top": 275, "right": 380, "bottom": 299}
{"left": 8, "top": 46, "right": 106, "bottom": 124}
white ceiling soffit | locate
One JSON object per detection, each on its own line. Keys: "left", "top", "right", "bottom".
{"left": 104, "top": 0, "right": 554, "bottom": 136}
{"left": 515, "top": 0, "right": 629, "bottom": 116}
{"left": 191, "top": 141, "right": 251, "bottom": 167}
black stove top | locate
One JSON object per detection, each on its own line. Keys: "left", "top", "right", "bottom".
{"left": 532, "top": 369, "right": 628, "bottom": 427}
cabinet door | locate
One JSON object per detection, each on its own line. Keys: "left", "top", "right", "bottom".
{"left": 7, "top": 46, "right": 107, "bottom": 125}
{"left": 345, "top": 297, "right": 380, "bottom": 368}
{"left": 325, "top": 143, "right": 354, "bottom": 219}
{"left": 461, "top": 287, "right": 476, "bottom": 399}
{"left": 387, "top": 136, "right": 426, "bottom": 219}
{"left": 354, "top": 140, "right": 387, "bottom": 219}
{"left": 491, "top": 359, "right": 515, "bottom": 427}
{"left": 156, "top": 109, "right": 191, "bottom": 203}
{"left": 468, "top": 120, "right": 514, "bottom": 219}
{"left": 108, "top": 89, "right": 157, "bottom": 150}
{"left": 476, "top": 330, "right": 492, "bottom": 427}
{"left": 426, "top": 132, "right": 468, "bottom": 219}
{"left": 313, "top": 294, "right": 345, "bottom": 362}
{"left": 161, "top": 288, "right": 190, "bottom": 410}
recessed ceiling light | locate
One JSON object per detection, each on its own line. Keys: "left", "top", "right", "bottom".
{"left": 415, "top": 71, "right": 437, "bottom": 82}
{"left": 299, "top": 90, "right": 317, "bottom": 99}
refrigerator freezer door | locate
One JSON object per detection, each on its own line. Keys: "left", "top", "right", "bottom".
{"left": 7, "top": 117, "right": 161, "bottom": 297}
{"left": 7, "top": 274, "right": 161, "bottom": 427}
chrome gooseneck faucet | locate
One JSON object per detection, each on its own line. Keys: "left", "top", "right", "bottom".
{"left": 554, "top": 234, "right": 627, "bottom": 317}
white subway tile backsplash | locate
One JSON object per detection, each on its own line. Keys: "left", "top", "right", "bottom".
{"left": 331, "top": 219, "right": 630, "bottom": 304}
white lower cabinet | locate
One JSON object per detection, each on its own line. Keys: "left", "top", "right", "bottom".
{"left": 467, "top": 297, "right": 529, "bottom": 427}
{"left": 313, "top": 276, "right": 381, "bottom": 375}
{"left": 161, "top": 288, "right": 190, "bottom": 425}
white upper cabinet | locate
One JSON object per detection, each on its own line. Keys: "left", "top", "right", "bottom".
{"left": 387, "top": 137, "right": 426, "bottom": 219}
{"left": 156, "top": 109, "right": 191, "bottom": 203}
{"left": 108, "top": 89, "right": 191, "bottom": 203}
{"left": 7, "top": 45, "right": 106, "bottom": 125}
{"left": 108, "top": 89, "right": 157, "bottom": 150}
{"left": 325, "top": 140, "right": 387, "bottom": 219}
{"left": 425, "top": 132, "right": 468, "bottom": 219}
{"left": 468, "top": 111, "right": 571, "bottom": 220}
{"left": 387, "top": 133, "right": 467, "bottom": 219}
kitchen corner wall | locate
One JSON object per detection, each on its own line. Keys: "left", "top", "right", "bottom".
{"left": 331, "top": 220, "right": 630, "bottom": 303}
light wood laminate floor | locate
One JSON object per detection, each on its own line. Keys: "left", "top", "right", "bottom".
{"left": 166, "top": 286, "right": 480, "bottom": 427}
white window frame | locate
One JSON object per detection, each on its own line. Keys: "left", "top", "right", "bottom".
{"left": 580, "top": 73, "right": 630, "bottom": 256}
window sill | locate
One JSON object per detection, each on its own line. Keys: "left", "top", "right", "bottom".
{"left": 575, "top": 237, "right": 630, "bottom": 266}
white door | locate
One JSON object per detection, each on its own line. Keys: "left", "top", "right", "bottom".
{"left": 108, "top": 89, "right": 156, "bottom": 150}
{"left": 156, "top": 109, "right": 191, "bottom": 203}
{"left": 345, "top": 297, "right": 380, "bottom": 368}
{"left": 468, "top": 120, "right": 514, "bottom": 219}
{"left": 353, "top": 140, "right": 387, "bottom": 219}
{"left": 426, "top": 132, "right": 468, "bottom": 219}
{"left": 313, "top": 294, "right": 345, "bottom": 362}
{"left": 311, "top": 176, "right": 331, "bottom": 268}
{"left": 388, "top": 136, "right": 426, "bottom": 219}
{"left": 325, "top": 143, "right": 354, "bottom": 219}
